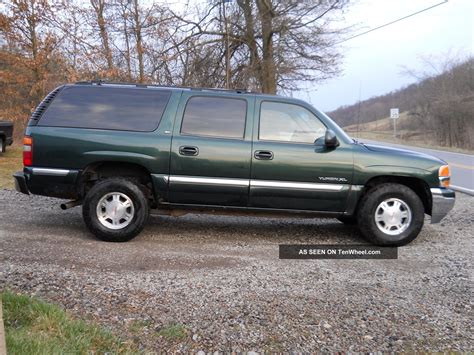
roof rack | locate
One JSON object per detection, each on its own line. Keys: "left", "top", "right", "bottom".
{"left": 74, "top": 80, "right": 261, "bottom": 95}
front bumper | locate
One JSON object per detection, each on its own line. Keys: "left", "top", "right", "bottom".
{"left": 13, "top": 171, "right": 29, "bottom": 194}
{"left": 430, "top": 188, "right": 455, "bottom": 223}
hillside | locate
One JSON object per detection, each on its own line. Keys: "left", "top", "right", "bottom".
{"left": 328, "top": 58, "right": 474, "bottom": 150}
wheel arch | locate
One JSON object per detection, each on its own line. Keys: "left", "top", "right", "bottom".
{"left": 359, "top": 175, "right": 432, "bottom": 215}
{"left": 79, "top": 161, "right": 154, "bottom": 202}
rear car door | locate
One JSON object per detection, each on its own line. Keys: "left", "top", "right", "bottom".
{"left": 169, "top": 92, "right": 254, "bottom": 206}
{"left": 249, "top": 99, "right": 354, "bottom": 212}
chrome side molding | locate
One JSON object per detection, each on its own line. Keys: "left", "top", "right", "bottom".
{"left": 250, "top": 180, "right": 344, "bottom": 191}
{"left": 170, "top": 176, "right": 250, "bottom": 186}
{"left": 32, "top": 168, "right": 71, "bottom": 176}
{"left": 169, "top": 175, "right": 348, "bottom": 191}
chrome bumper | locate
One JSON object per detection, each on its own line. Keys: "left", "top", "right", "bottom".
{"left": 430, "top": 188, "right": 455, "bottom": 224}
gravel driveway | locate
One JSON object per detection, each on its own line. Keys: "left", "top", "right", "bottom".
{"left": 1, "top": 189, "right": 472, "bottom": 352}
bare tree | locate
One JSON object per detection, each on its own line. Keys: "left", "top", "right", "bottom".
{"left": 169, "top": 0, "right": 349, "bottom": 93}
{"left": 90, "top": 0, "right": 114, "bottom": 71}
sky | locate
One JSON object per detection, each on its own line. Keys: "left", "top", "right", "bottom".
{"left": 297, "top": 0, "right": 474, "bottom": 112}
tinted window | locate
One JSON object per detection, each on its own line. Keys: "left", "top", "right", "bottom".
{"left": 181, "top": 96, "right": 247, "bottom": 139}
{"left": 39, "top": 86, "right": 171, "bottom": 131}
{"left": 259, "top": 101, "right": 326, "bottom": 143}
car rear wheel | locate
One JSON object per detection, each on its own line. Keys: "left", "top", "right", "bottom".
{"left": 357, "top": 183, "right": 424, "bottom": 246}
{"left": 82, "top": 178, "right": 149, "bottom": 242}
{"left": 0, "top": 138, "right": 4, "bottom": 153}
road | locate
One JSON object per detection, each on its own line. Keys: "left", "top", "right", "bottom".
{"left": 360, "top": 139, "right": 474, "bottom": 194}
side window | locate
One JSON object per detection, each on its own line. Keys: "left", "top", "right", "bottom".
{"left": 39, "top": 86, "right": 171, "bottom": 132}
{"left": 259, "top": 101, "right": 326, "bottom": 144}
{"left": 181, "top": 96, "right": 247, "bottom": 139}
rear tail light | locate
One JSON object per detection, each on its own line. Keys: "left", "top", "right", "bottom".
{"left": 23, "top": 136, "right": 33, "bottom": 166}
{"left": 438, "top": 164, "right": 450, "bottom": 188}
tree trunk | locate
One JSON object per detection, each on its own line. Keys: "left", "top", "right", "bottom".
{"left": 132, "top": 0, "right": 144, "bottom": 83}
{"left": 122, "top": 10, "right": 132, "bottom": 81}
{"left": 256, "top": 0, "right": 276, "bottom": 94}
{"left": 91, "top": 0, "right": 113, "bottom": 71}
{"left": 26, "top": 0, "right": 42, "bottom": 101}
{"left": 237, "top": 0, "right": 260, "bottom": 90}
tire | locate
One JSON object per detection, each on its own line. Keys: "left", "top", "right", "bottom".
{"left": 357, "top": 183, "right": 424, "bottom": 246}
{"left": 337, "top": 215, "right": 358, "bottom": 225}
{"left": 82, "top": 178, "right": 149, "bottom": 242}
{"left": 0, "top": 138, "right": 4, "bottom": 153}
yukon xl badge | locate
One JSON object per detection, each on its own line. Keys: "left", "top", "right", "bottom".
{"left": 318, "top": 177, "right": 348, "bottom": 182}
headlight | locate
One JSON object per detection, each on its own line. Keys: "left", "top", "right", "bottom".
{"left": 438, "top": 165, "right": 450, "bottom": 188}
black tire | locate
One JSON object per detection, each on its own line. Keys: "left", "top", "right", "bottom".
{"left": 82, "top": 178, "right": 149, "bottom": 242}
{"left": 337, "top": 215, "right": 358, "bottom": 225}
{"left": 0, "top": 137, "right": 4, "bottom": 153}
{"left": 357, "top": 183, "right": 424, "bottom": 246}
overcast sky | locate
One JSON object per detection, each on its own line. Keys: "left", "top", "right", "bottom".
{"left": 297, "top": 0, "right": 473, "bottom": 112}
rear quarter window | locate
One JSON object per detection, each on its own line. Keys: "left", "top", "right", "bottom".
{"left": 38, "top": 86, "right": 171, "bottom": 132}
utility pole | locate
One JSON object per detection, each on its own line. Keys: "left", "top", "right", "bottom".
{"left": 222, "top": 0, "right": 231, "bottom": 89}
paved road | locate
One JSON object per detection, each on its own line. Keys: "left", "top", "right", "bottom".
{"left": 360, "top": 139, "right": 474, "bottom": 194}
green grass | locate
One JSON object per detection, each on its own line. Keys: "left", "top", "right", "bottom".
{"left": 2, "top": 290, "right": 137, "bottom": 354}
{"left": 128, "top": 319, "right": 153, "bottom": 334}
{"left": 156, "top": 323, "right": 187, "bottom": 341}
{"left": 0, "top": 145, "right": 22, "bottom": 189}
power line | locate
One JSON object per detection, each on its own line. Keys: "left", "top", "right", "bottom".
{"left": 335, "top": 0, "right": 449, "bottom": 45}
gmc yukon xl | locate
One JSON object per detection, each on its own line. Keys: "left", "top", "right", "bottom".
{"left": 13, "top": 82, "right": 455, "bottom": 246}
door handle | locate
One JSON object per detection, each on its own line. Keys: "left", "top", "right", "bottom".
{"left": 254, "top": 150, "right": 274, "bottom": 160}
{"left": 179, "top": 146, "right": 199, "bottom": 156}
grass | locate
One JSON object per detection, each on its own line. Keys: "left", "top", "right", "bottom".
{"left": 348, "top": 131, "right": 474, "bottom": 155}
{"left": 0, "top": 145, "right": 22, "bottom": 189}
{"left": 2, "top": 290, "right": 137, "bottom": 354}
{"left": 128, "top": 319, "right": 153, "bottom": 334}
{"left": 343, "top": 112, "right": 474, "bottom": 154}
{"left": 156, "top": 323, "right": 187, "bottom": 341}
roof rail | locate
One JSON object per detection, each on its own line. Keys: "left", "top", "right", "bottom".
{"left": 73, "top": 80, "right": 261, "bottom": 94}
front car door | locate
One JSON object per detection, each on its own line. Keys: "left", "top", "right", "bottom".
{"left": 250, "top": 99, "right": 354, "bottom": 212}
{"left": 169, "top": 92, "right": 254, "bottom": 206}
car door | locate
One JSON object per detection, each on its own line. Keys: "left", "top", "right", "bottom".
{"left": 169, "top": 92, "right": 254, "bottom": 206}
{"left": 249, "top": 99, "right": 354, "bottom": 212}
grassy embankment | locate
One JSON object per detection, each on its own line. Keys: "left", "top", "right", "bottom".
{"left": 344, "top": 112, "right": 474, "bottom": 155}
{"left": 1, "top": 290, "right": 137, "bottom": 354}
{"left": 0, "top": 145, "right": 22, "bottom": 189}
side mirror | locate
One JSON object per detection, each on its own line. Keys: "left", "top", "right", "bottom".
{"left": 324, "top": 129, "right": 339, "bottom": 148}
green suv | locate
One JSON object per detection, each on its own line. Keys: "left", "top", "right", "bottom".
{"left": 13, "top": 82, "right": 455, "bottom": 246}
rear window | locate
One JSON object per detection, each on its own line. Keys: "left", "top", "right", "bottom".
{"left": 181, "top": 96, "right": 247, "bottom": 139}
{"left": 38, "top": 86, "right": 171, "bottom": 131}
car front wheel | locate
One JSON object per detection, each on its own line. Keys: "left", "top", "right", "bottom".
{"left": 357, "top": 183, "right": 425, "bottom": 246}
{"left": 82, "top": 178, "right": 150, "bottom": 242}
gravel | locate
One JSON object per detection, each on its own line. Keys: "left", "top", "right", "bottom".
{"left": 0, "top": 189, "right": 473, "bottom": 352}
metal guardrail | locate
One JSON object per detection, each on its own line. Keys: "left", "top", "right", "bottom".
{"left": 450, "top": 185, "right": 474, "bottom": 196}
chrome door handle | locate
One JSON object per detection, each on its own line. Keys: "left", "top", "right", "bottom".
{"left": 254, "top": 150, "right": 274, "bottom": 160}
{"left": 179, "top": 146, "right": 199, "bottom": 156}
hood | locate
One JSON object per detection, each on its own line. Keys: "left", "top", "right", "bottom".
{"left": 362, "top": 143, "right": 446, "bottom": 164}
